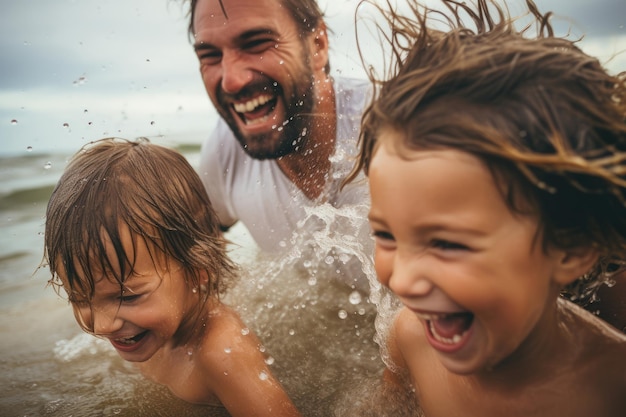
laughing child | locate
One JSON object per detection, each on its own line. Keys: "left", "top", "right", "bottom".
{"left": 350, "top": 0, "right": 626, "bottom": 415}
{"left": 44, "top": 138, "right": 300, "bottom": 417}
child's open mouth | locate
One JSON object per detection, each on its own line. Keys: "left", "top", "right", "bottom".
{"left": 417, "top": 311, "right": 474, "bottom": 352}
{"left": 110, "top": 331, "right": 149, "bottom": 352}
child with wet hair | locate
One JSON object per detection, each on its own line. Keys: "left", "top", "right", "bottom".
{"left": 351, "top": 0, "right": 626, "bottom": 415}
{"left": 44, "top": 138, "right": 300, "bottom": 417}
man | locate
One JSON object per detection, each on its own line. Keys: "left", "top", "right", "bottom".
{"left": 187, "top": 0, "right": 371, "bottom": 257}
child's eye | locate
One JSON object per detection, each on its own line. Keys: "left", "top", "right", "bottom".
{"left": 119, "top": 294, "right": 140, "bottom": 303}
{"left": 68, "top": 292, "right": 89, "bottom": 307}
{"left": 372, "top": 230, "right": 396, "bottom": 249}
{"left": 70, "top": 298, "right": 90, "bottom": 308}
{"left": 119, "top": 288, "right": 142, "bottom": 303}
{"left": 431, "top": 239, "right": 468, "bottom": 251}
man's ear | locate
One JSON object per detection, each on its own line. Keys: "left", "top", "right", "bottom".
{"left": 552, "top": 246, "right": 599, "bottom": 286}
{"left": 310, "top": 22, "right": 329, "bottom": 72}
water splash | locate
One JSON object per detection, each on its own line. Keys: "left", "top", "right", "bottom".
{"left": 53, "top": 333, "right": 110, "bottom": 362}
{"left": 222, "top": 201, "right": 401, "bottom": 413}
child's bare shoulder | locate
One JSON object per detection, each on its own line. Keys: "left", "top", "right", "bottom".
{"left": 201, "top": 302, "right": 261, "bottom": 356}
{"left": 562, "top": 300, "right": 626, "bottom": 404}
{"left": 191, "top": 301, "right": 267, "bottom": 387}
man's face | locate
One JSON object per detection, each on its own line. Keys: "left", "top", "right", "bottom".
{"left": 193, "top": 0, "right": 326, "bottom": 159}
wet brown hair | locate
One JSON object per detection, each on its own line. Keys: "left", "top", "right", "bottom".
{"left": 351, "top": 0, "right": 626, "bottom": 297}
{"left": 185, "top": 0, "right": 331, "bottom": 74}
{"left": 44, "top": 138, "right": 237, "bottom": 345}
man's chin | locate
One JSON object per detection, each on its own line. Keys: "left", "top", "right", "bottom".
{"left": 234, "top": 132, "right": 292, "bottom": 160}
{"left": 241, "top": 145, "right": 291, "bottom": 160}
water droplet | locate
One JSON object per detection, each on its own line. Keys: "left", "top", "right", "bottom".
{"left": 224, "top": 347, "right": 231, "bottom": 354}
{"left": 241, "top": 327, "right": 250, "bottom": 336}
{"left": 265, "top": 356, "right": 275, "bottom": 365}
{"left": 303, "top": 260, "right": 312, "bottom": 268}
{"left": 349, "top": 290, "right": 362, "bottom": 305}
{"left": 307, "top": 277, "right": 317, "bottom": 286}
{"left": 10, "top": 119, "right": 17, "bottom": 125}
{"left": 26, "top": 146, "right": 33, "bottom": 152}
{"left": 62, "top": 122, "right": 69, "bottom": 128}
{"left": 44, "top": 161, "right": 52, "bottom": 170}
{"left": 338, "top": 309, "right": 348, "bottom": 319}
{"left": 187, "top": 349, "right": 193, "bottom": 356}
{"left": 259, "top": 371, "right": 269, "bottom": 380}
{"left": 192, "top": 287, "right": 198, "bottom": 293}
{"left": 150, "top": 121, "right": 155, "bottom": 126}
{"left": 324, "top": 255, "right": 334, "bottom": 265}
{"left": 288, "top": 329, "right": 295, "bottom": 336}
{"left": 259, "top": 345, "right": 266, "bottom": 353}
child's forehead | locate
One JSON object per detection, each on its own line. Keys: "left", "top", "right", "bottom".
{"left": 62, "top": 226, "right": 166, "bottom": 285}
{"left": 99, "top": 224, "right": 164, "bottom": 264}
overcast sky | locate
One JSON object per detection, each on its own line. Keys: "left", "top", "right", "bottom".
{"left": 1, "top": 0, "right": 624, "bottom": 156}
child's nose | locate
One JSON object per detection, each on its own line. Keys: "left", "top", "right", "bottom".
{"left": 90, "top": 306, "right": 124, "bottom": 335}
{"left": 389, "top": 252, "right": 434, "bottom": 297}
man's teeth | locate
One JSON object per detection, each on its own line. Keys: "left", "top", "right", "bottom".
{"left": 428, "top": 321, "right": 464, "bottom": 345}
{"left": 244, "top": 114, "right": 270, "bottom": 126}
{"left": 233, "top": 94, "right": 272, "bottom": 113}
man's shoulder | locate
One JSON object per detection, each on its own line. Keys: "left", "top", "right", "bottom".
{"left": 203, "top": 119, "right": 237, "bottom": 151}
{"left": 334, "top": 76, "right": 371, "bottom": 98}
{"left": 200, "top": 119, "right": 246, "bottom": 166}
{"left": 333, "top": 76, "right": 372, "bottom": 116}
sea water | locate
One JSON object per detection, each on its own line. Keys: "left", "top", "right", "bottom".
{"left": 0, "top": 144, "right": 409, "bottom": 417}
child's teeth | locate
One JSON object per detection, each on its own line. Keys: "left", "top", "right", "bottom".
{"left": 428, "top": 320, "right": 465, "bottom": 345}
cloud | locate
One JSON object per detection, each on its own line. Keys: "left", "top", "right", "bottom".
{"left": 1, "top": 0, "right": 624, "bottom": 156}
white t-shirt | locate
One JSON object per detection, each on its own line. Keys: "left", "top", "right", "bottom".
{"left": 198, "top": 77, "right": 372, "bottom": 253}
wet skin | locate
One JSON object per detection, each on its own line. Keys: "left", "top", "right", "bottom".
{"left": 367, "top": 133, "right": 593, "bottom": 376}
{"left": 192, "top": 0, "right": 327, "bottom": 160}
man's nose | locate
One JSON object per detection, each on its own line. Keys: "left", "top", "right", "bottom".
{"left": 220, "top": 50, "right": 253, "bottom": 95}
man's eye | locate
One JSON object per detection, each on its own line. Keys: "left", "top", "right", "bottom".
{"left": 244, "top": 38, "right": 274, "bottom": 53}
{"left": 197, "top": 51, "right": 222, "bottom": 65}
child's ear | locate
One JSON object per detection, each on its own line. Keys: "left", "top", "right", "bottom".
{"left": 552, "top": 246, "right": 599, "bottom": 286}
{"left": 199, "top": 269, "right": 210, "bottom": 287}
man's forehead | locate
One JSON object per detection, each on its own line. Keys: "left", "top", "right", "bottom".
{"left": 193, "top": 0, "right": 291, "bottom": 31}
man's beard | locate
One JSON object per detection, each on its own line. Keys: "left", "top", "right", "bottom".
{"left": 216, "top": 66, "right": 317, "bottom": 160}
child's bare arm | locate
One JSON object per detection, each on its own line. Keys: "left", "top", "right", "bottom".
{"left": 202, "top": 306, "right": 301, "bottom": 417}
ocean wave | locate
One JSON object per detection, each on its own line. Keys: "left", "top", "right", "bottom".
{"left": 0, "top": 184, "right": 55, "bottom": 209}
